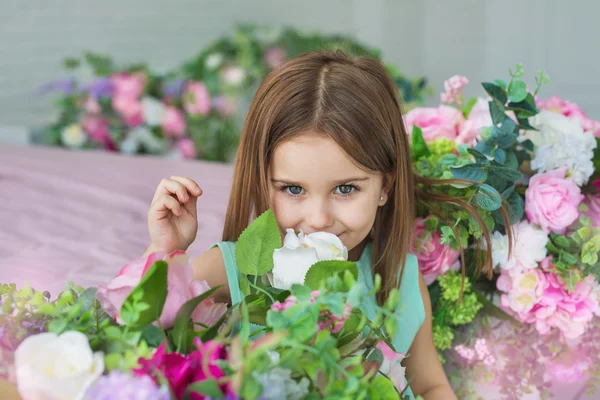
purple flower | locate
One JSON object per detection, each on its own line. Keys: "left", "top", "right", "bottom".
{"left": 163, "top": 78, "right": 185, "bottom": 98}
{"left": 85, "top": 77, "right": 113, "bottom": 98}
{"left": 84, "top": 370, "right": 170, "bottom": 400}
{"left": 38, "top": 77, "right": 75, "bottom": 96}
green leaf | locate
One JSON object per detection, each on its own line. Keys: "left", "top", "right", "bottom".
{"left": 185, "top": 379, "right": 224, "bottom": 399}
{"left": 171, "top": 286, "right": 219, "bottom": 352}
{"left": 489, "top": 101, "right": 507, "bottom": 125}
{"left": 411, "top": 126, "right": 431, "bottom": 160}
{"left": 467, "top": 148, "right": 491, "bottom": 164}
{"left": 491, "top": 125, "right": 518, "bottom": 149}
{"left": 104, "top": 326, "right": 121, "bottom": 340}
{"left": 517, "top": 118, "right": 536, "bottom": 131}
{"left": 482, "top": 82, "right": 507, "bottom": 105}
{"left": 121, "top": 261, "right": 168, "bottom": 328}
{"left": 553, "top": 236, "right": 571, "bottom": 249}
{"left": 508, "top": 80, "right": 527, "bottom": 103}
{"left": 304, "top": 260, "right": 358, "bottom": 290}
{"left": 235, "top": 209, "right": 282, "bottom": 276}
{"left": 493, "top": 148, "right": 506, "bottom": 164}
{"left": 504, "top": 151, "right": 519, "bottom": 169}
{"left": 369, "top": 375, "right": 401, "bottom": 400}
{"left": 489, "top": 164, "right": 522, "bottom": 181}
{"left": 506, "top": 93, "right": 538, "bottom": 118}
{"left": 462, "top": 97, "right": 478, "bottom": 118}
{"left": 141, "top": 324, "right": 164, "bottom": 347}
{"left": 494, "top": 79, "right": 507, "bottom": 89}
{"left": 450, "top": 164, "right": 487, "bottom": 182}
{"left": 473, "top": 184, "right": 502, "bottom": 211}
{"left": 520, "top": 139, "right": 535, "bottom": 152}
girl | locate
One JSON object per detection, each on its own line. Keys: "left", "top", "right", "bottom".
{"left": 145, "top": 50, "right": 502, "bottom": 399}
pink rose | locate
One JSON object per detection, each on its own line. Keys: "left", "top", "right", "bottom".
{"left": 410, "top": 217, "right": 460, "bottom": 285}
{"left": 264, "top": 47, "right": 286, "bottom": 68}
{"left": 163, "top": 106, "right": 187, "bottom": 137}
{"left": 97, "top": 251, "right": 227, "bottom": 330}
{"left": 134, "top": 339, "right": 227, "bottom": 400}
{"left": 404, "top": 105, "right": 466, "bottom": 143}
{"left": 112, "top": 96, "right": 143, "bottom": 127}
{"left": 183, "top": 82, "right": 211, "bottom": 116}
{"left": 582, "top": 194, "right": 600, "bottom": 227}
{"left": 82, "top": 115, "right": 114, "bottom": 150}
{"left": 525, "top": 166, "right": 583, "bottom": 234}
{"left": 176, "top": 138, "right": 197, "bottom": 160}
{"left": 111, "top": 72, "right": 146, "bottom": 100}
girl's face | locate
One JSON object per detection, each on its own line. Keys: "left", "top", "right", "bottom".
{"left": 268, "top": 132, "right": 390, "bottom": 260}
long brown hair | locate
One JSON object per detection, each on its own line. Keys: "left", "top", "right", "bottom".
{"left": 223, "top": 50, "right": 512, "bottom": 303}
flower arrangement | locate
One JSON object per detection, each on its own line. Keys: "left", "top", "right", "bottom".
{"left": 37, "top": 24, "right": 430, "bottom": 163}
{"left": 405, "top": 65, "right": 600, "bottom": 397}
{"left": 0, "top": 210, "right": 418, "bottom": 400}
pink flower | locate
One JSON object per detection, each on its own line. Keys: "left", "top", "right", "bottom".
{"left": 537, "top": 95, "right": 600, "bottom": 137}
{"left": 440, "top": 75, "right": 469, "bottom": 105}
{"left": 84, "top": 96, "right": 101, "bottom": 114}
{"left": 376, "top": 341, "right": 407, "bottom": 393}
{"left": 582, "top": 194, "right": 600, "bottom": 227}
{"left": 97, "top": 251, "right": 227, "bottom": 330}
{"left": 111, "top": 72, "right": 146, "bottom": 100}
{"left": 212, "top": 96, "right": 236, "bottom": 117}
{"left": 82, "top": 115, "right": 114, "bottom": 150}
{"left": 264, "top": 47, "right": 286, "bottom": 68}
{"left": 410, "top": 217, "right": 460, "bottom": 285}
{"left": 134, "top": 339, "right": 227, "bottom": 400}
{"left": 183, "top": 82, "right": 211, "bottom": 116}
{"left": 176, "top": 138, "right": 197, "bottom": 160}
{"left": 458, "top": 97, "right": 492, "bottom": 145}
{"left": 404, "top": 105, "right": 470, "bottom": 144}
{"left": 525, "top": 166, "right": 583, "bottom": 234}
{"left": 545, "top": 345, "right": 591, "bottom": 383}
{"left": 112, "top": 96, "right": 143, "bottom": 127}
{"left": 163, "top": 106, "right": 187, "bottom": 137}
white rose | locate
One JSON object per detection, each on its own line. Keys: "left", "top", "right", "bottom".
{"left": 271, "top": 229, "right": 348, "bottom": 290}
{"left": 15, "top": 331, "right": 104, "bottom": 400}
{"left": 141, "top": 97, "right": 166, "bottom": 127}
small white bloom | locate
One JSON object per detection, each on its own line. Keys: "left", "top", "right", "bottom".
{"left": 253, "top": 367, "right": 310, "bottom": 400}
{"left": 526, "top": 111, "right": 596, "bottom": 185}
{"left": 205, "top": 53, "right": 224, "bottom": 70}
{"left": 479, "top": 230, "right": 510, "bottom": 270}
{"left": 221, "top": 66, "right": 245, "bottom": 86}
{"left": 504, "top": 220, "right": 548, "bottom": 272}
{"left": 141, "top": 97, "right": 166, "bottom": 127}
{"left": 61, "top": 124, "right": 87, "bottom": 148}
{"left": 15, "top": 331, "right": 104, "bottom": 400}
{"left": 271, "top": 229, "right": 348, "bottom": 290}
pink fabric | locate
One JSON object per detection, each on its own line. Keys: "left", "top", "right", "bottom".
{"left": 0, "top": 144, "right": 232, "bottom": 296}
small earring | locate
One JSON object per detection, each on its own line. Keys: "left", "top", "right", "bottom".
{"left": 380, "top": 196, "right": 384, "bottom": 201}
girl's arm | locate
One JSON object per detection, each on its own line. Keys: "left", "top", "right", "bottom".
{"left": 403, "top": 273, "right": 458, "bottom": 400}
{"left": 191, "top": 247, "right": 231, "bottom": 304}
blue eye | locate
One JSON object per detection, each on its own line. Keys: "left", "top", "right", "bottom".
{"left": 335, "top": 185, "right": 355, "bottom": 195}
{"left": 285, "top": 186, "right": 304, "bottom": 196}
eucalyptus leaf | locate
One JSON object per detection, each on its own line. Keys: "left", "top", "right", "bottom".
{"left": 482, "top": 82, "right": 507, "bottom": 105}
{"left": 450, "top": 164, "right": 487, "bottom": 182}
{"left": 473, "top": 184, "right": 502, "bottom": 211}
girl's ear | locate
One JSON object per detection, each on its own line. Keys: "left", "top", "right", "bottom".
{"left": 379, "top": 173, "right": 395, "bottom": 205}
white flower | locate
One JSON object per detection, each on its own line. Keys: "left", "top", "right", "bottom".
{"left": 221, "top": 66, "right": 245, "bottom": 86}
{"left": 504, "top": 221, "right": 548, "bottom": 272}
{"left": 205, "top": 53, "right": 224, "bottom": 70}
{"left": 141, "top": 97, "right": 166, "bottom": 127}
{"left": 15, "top": 331, "right": 104, "bottom": 400}
{"left": 525, "top": 111, "right": 596, "bottom": 185}
{"left": 61, "top": 124, "right": 87, "bottom": 148}
{"left": 253, "top": 367, "right": 310, "bottom": 400}
{"left": 121, "top": 127, "right": 166, "bottom": 154}
{"left": 478, "top": 230, "right": 510, "bottom": 270}
{"left": 271, "top": 229, "right": 348, "bottom": 290}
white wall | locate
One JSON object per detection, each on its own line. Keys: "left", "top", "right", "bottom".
{"left": 1, "top": 0, "right": 598, "bottom": 144}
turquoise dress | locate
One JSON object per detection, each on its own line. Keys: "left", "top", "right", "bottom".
{"left": 213, "top": 241, "right": 425, "bottom": 399}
